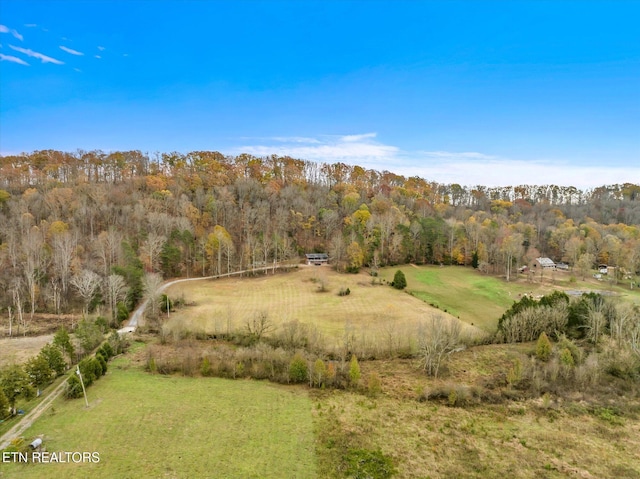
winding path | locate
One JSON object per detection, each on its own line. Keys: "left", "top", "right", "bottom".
{"left": 0, "top": 264, "right": 290, "bottom": 449}
{"left": 119, "top": 263, "right": 288, "bottom": 334}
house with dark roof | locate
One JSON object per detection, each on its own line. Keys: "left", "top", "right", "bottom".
{"left": 305, "top": 253, "right": 329, "bottom": 265}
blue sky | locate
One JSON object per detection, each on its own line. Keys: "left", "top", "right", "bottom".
{"left": 1, "top": 0, "right": 639, "bottom": 187}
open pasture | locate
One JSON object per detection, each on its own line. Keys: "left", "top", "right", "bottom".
{"left": 162, "top": 266, "right": 483, "bottom": 347}
{"left": 380, "top": 266, "right": 537, "bottom": 331}
{"left": 1, "top": 354, "right": 317, "bottom": 479}
{"left": 381, "top": 265, "right": 640, "bottom": 332}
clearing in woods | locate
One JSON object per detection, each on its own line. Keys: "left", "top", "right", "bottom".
{"left": 162, "top": 266, "right": 482, "bottom": 342}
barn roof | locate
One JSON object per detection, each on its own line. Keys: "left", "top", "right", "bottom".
{"left": 536, "top": 257, "right": 555, "bottom": 267}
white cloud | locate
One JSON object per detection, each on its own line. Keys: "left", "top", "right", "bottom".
{"left": 9, "top": 45, "right": 64, "bottom": 64}
{"left": 232, "top": 137, "right": 637, "bottom": 189}
{"left": 0, "top": 53, "right": 29, "bottom": 65}
{"left": 59, "top": 45, "right": 84, "bottom": 56}
{"left": 97, "top": 46, "right": 105, "bottom": 51}
{"left": 396, "top": 152, "right": 640, "bottom": 188}
{"left": 95, "top": 55, "right": 102, "bottom": 59}
{"left": 236, "top": 133, "right": 398, "bottom": 164}
{"left": 271, "top": 136, "right": 321, "bottom": 144}
{"left": 341, "top": 133, "right": 377, "bottom": 142}
{"left": 24, "top": 24, "right": 38, "bottom": 28}
{"left": 0, "top": 24, "right": 23, "bottom": 40}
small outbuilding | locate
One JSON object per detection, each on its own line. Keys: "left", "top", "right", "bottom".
{"left": 535, "top": 257, "right": 556, "bottom": 269}
{"left": 305, "top": 253, "right": 329, "bottom": 265}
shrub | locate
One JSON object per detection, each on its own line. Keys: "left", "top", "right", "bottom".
{"left": 392, "top": 270, "right": 407, "bottom": 290}
{"left": 536, "top": 332, "right": 552, "bottom": 362}
{"left": 289, "top": 353, "right": 308, "bottom": 383}
{"left": 99, "top": 342, "right": 114, "bottom": 359}
{"left": 116, "top": 302, "right": 130, "bottom": 324}
{"left": 96, "top": 354, "right": 108, "bottom": 376}
{"left": 94, "top": 316, "right": 109, "bottom": 333}
{"left": 65, "top": 374, "right": 84, "bottom": 399}
{"left": 25, "top": 355, "right": 54, "bottom": 388}
{"left": 559, "top": 348, "right": 574, "bottom": 368}
{"left": 200, "top": 356, "right": 212, "bottom": 376}
{"left": 40, "top": 343, "right": 66, "bottom": 376}
{"left": 557, "top": 335, "right": 582, "bottom": 365}
{"left": 338, "top": 287, "right": 351, "bottom": 296}
{"left": 75, "top": 319, "right": 104, "bottom": 355}
{"left": 313, "top": 359, "right": 327, "bottom": 387}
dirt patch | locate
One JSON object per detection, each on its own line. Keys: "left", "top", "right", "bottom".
{"left": 0, "top": 334, "right": 54, "bottom": 367}
{"left": 0, "top": 313, "right": 79, "bottom": 337}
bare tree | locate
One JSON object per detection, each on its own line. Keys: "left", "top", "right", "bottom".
{"left": 94, "top": 229, "right": 122, "bottom": 277}
{"left": 418, "top": 315, "right": 462, "bottom": 377}
{"left": 142, "top": 233, "right": 166, "bottom": 272}
{"left": 52, "top": 230, "right": 76, "bottom": 303}
{"left": 70, "top": 269, "right": 102, "bottom": 317}
{"left": 143, "top": 272, "right": 164, "bottom": 319}
{"left": 103, "top": 274, "right": 129, "bottom": 325}
{"left": 583, "top": 300, "right": 607, "bottom": 346}
{"left": 10, "top": 280, "right": 24, "bottom": 336}
{"left": 245, "top": 311, "right": 273, "bottom": 341}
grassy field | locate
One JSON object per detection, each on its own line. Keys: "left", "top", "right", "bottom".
{"left": 314, "top": 345, "right": 640, "bottom": 479}
{"left": 3, "top": 340, "right": 639, "bottom": 479}
{"left": 380, "top": 266, "right": 540, "bottom": 331}
{"left": 0, "top": 352, "right": 317, "bottom": 479}
{"left": 162, "top": 266, "right": 482, "bottom": 344}
{"left": 380, "top": 265, "right": 640, "bottom": 332}
{"left": 0, "top": 335, "right": 54, "bottom": 368}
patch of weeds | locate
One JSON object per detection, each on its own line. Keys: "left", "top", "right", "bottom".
{"left": 566, "top": 402, "right": 588, "bottom": 417}
{"left": 593, "top": 407, "right": 625, "bottom": 426}
{"left": 343, "top": 448, "right": 397, "bottom": 479}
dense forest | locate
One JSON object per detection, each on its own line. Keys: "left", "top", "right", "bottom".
{"left": 1, "top": 150, "right": 639, "bottom": 326}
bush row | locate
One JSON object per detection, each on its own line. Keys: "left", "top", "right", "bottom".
{"left": 145, "top": 341, "right": 374, "bottom": 391}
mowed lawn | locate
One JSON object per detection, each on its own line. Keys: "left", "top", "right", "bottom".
{"left": 1, "top": 357, "right": 317, "bottom": 479}
{"left": 381, "top": 266, "right": 549, "bottom": 331}
{"left": 163, "top": 266, "right": 482, "bottom": 342}
{"left": 382, "top": 265, "right": 640, "bottom": 332}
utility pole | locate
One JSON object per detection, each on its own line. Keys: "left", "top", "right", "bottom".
{"left": 76, "top": 366, "right": 89, "bottom": 407}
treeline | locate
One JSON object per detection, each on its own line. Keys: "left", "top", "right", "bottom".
{"left": 0, "top": 149, "right": 639, "bottom": 325}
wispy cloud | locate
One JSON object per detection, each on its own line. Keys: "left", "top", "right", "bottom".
{"left": 341, "top": 133, "right": 378, "bottom": 142}
{"left": 0, "top": 24, "right": 23, "bottom": 41}
{"left": 97, "top": 46, "right": 105, "bottom": 51}
{"left": 396, "top": 151, "right": 640, "bottom": 188}
{"left": 232, "top": 135, "right": 637, "bottom": 188}
{"left": 269, "top": 136, "right": 322, "bottom": 144}
{"left": 95, "top": 55, "right": 102, "bottom": 59}
{"left": 0, "top": 53, "right": 29, "bottom": 66}
{"left": 9, "top": 45, "right": 64, "bottom": 64}
{"left": 236, "top": 133, "right": 398, "bottom": 165}
{"left": 59, "top": 45, "right": 84, "bottom": 56}
{"left": 24, "top": 24, "right": 38, "bottom": 28}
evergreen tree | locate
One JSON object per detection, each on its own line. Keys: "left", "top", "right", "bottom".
{"left": 392, "top": 270, "right": 407, "bottom": 290}
{"left": 471, "top": 251, "right": 479, "bottom": 269}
